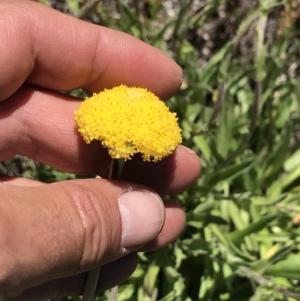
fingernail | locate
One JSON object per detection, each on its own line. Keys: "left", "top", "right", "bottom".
{"left": 118, "top": 189, "right": 165, "bottom": 250}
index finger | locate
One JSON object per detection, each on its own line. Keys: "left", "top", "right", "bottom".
{"left": 0, "top": 0, "right": 182, "bottom": 101}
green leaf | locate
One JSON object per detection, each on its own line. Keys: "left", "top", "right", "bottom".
{"left": 251, "top": 245, "right": 294, "bottom": 273}
{"left": 284, "top": 149, "right": 300, "bottom": 172}
{"left": 193, "top": 135, "right": 211, "bottom": 160}
{"left": 163, "top": 266, "right": 180, "bottom": 282}
{"left": 38, "top": 0, "right": 50, "bottom": 5}
{"left": 66, "top": 0, "right": 79, "bottom": 12}
{"left": 205, "top": 158, "right": 255, "bottom": 186}
{"left": 250, "top": 193, "right": 287, "bottom": 206}
{"left": 210, "top": 224, "right": 255, "bottom": 261}
{"left": 228, "top": 213, "right": 280, "bottom": 243}
{"left": 215, "top": 96, "right": 234, "bottom": 158}
{"left": 264, "top": 254, "right": 300, "bottom": 280}
{"left": 281, "top": 165, "right": 300, "bottom": 190}
{"left": 144, "top": 260, "right": 160, "bottom": 295}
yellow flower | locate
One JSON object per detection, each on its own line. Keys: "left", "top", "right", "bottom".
{"left": 75, "top": 85, "right": 182, "bottom": 162}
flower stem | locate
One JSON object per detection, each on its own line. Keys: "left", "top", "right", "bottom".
{"left": 109, "top": 286, "right": 118, "bottom": 301}
{"left": 108, "top": 159, "right": 124, "bottom": 301}
{"left": 81, "top": 159, "right": 124, "bottom": 301}
{"left": 81, "top": 266, "right": 101, "bottom": 301}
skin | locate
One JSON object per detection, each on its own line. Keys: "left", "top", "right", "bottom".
{"left": 0, "top": 1, "right": 201, "bottom": 300}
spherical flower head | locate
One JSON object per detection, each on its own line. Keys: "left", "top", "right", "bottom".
{"left": 75, "top": 85, "right": 182, "bottom": 162}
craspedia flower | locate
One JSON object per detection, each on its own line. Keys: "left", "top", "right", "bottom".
{"left": 75, "top": 85, "right": 182, "bottom": 162}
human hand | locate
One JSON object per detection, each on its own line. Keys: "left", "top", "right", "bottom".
{"left": 0, "top": 1, "right": 201, "bottom": 300}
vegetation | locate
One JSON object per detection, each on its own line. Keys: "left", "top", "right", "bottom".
{"left": 2, "top": 0, "right": 300, "bottom": 300}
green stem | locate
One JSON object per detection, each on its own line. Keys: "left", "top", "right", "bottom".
{"left": 82, "top": 159, "right": 125, "bottom": 301}
{"left": 109, "top": 286, "right": 118, "bottom": 301}
{"left": 81, "top": 266, "right": 101, "bottom": 301}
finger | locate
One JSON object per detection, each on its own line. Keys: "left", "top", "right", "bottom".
{"left": 10, "top": 199, "right": 185, "bottom": 300}
{"left": 0, "top": 177, "right": 185, "bottom": 250}
{"left": 0, "top": 86, "right": 201, "bottom": 194}
{"left": 11, "top": 254, "right": 138, "bottom": 301}
{"left": 0, "top": 178, "right": 177, "bottom": 299}
{"left": 0, "top": 175, "right": 185, "bottom": 251}
{"left": 0, "top": 0, "right": 182, "bottom": 101}
{"left": 0, "top": 177, "right": 186, "bottom": 251}
{"left": 0, "top": 175, "right": 43, "bottom": 186}
{"left": 124, "top": 147, "right": 200, "bottom": 194}
{"left": 141, "top": 199, "right": 186, "bottom": 252}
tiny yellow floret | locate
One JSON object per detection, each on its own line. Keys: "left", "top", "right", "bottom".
{"left": 75, "top": 85, "right": 182, "bottom": 161}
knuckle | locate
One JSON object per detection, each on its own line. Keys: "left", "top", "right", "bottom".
{"left": 63, "top": 181, "right": 120, "bottom": 271}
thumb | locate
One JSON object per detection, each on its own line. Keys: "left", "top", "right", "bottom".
{"left": 0, "top": 179, "right": 164, "bottom": 299}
